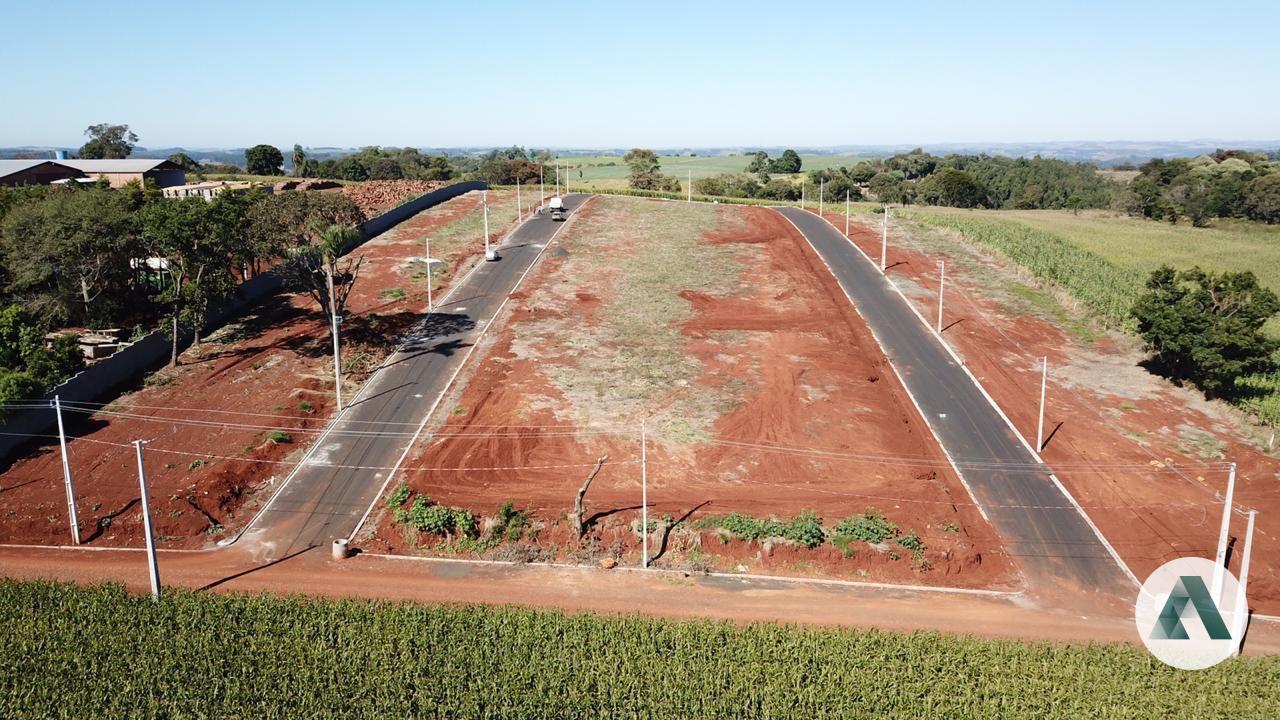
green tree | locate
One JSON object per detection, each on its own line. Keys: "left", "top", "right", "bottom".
{"left": 0, "top": 187, "right": 141, "bottom": 325}
{"left": 744, "top": 152, "right": 771, "bottom": 174}
{"left": 142, "top": 198, "right": 238, "bottom": 365}
{"left": 167, "top": 152, "right": 202, "bottom": 173}
{"left": 917, "top": 168, "right": 987, "bottom": 208}
{"left": 244, "top": 144, "right": 285, "bottom": 176}
{"left": 292, "top": 145, "right": 307, "bottom": 177}
{"left": 79, "top": 123, "right": 137, "bottom": 159}
{"left": 1244, "top": 174, "right": 1280, "bottom": 224}
{"left": 769, "top": 149, "right": 802, "bottom": 174}
{"left": 868, "top": 172, "right": 907, "bottom": 204}
{"left": 279, "top": 224, "right": 365, "bottom": 329}
{"left": 623, "top": 148, "right": 663, "bottom": 189}
{"left": 1131, "top": 266, "right": 1280, "bottom": 399}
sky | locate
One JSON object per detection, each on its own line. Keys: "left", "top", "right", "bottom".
{"left": 2, "top": 0, "right": 1277, "bottom": 150}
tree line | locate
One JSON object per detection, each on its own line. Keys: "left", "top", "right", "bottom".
{"left": 1116, "top": 151, "right": 1280, "bottom": 226}
{"left": 0, "top": 180, "right": 367, "bottom": 406}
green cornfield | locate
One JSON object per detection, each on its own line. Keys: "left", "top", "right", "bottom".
{"left": 899, "top": 209, "right": 1145, "bottom": 326}
{"left": 3, "top": 580, "right": 1279, "bottom": 719}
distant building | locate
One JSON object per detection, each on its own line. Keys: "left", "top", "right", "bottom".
{"left": 0, "top": 159, "right": 83, "bottom": 187}
{"left": 162, "top": 180, "right": 257, "bottom": 200}
{"left": 57, "top": 159, "right": 186, "bottom": 189}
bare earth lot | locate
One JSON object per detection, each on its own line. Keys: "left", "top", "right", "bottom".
{"left": 366, "top": 196, "right": 1015, "bottom": 590}
{"left": 0, "top": 190, "right": 526, "bottom": 550}
{"left": 827, "top": 207, "right": 1280, "bottom": 614}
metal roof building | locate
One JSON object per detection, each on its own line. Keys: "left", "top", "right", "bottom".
{"left": 56, "top": 159, "right": 186, "bottom": 188}
{"left": 0, "top": 159, "right": 84, "bottom": 187}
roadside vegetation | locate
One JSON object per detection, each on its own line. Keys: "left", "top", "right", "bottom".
{"left": 4, "top": 579, "right": 1276, "bottom": 718}
{"left": 895, "top": 205, "right": 1280, "bottom": 424}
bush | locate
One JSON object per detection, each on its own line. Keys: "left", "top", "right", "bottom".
{"left": 385, "top": 483, "right": 411, "bottom": 509}
{"left": 783, "top": 510, "right": 825, "bottom": 549}
{"left": 399, "top": 494, "right": 476, "bottom": 538}
{"left": 834, "top": 510, "right": 899, "bottom": 544}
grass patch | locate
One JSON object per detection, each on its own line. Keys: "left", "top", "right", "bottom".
{"left": 379, "top": 287, "right": 407, "bottom": 300}
{"left": 3, "top": 579, "right": 1276, "bottom": 718}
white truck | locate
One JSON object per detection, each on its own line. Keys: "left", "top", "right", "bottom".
{"left": 549, "top": 196, "right": 566, "bottom": 221}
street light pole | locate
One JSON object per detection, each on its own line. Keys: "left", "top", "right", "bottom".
{"left": 483, "top": 191, "right": 491, "bottom": 257}
{"left": 539, "top": 164, "right": 544, "bottom": 209}
{"left": 881, "top": 207, "right": 889, "bottom": 272}
{"left": 425, "top": 236, "right": 433, "bottom": 314}
{"left": 819, "top": 178, "right": 824, "bottom": 216}
{"left": 937, "top": 261, "right": 946, "bottom": 332}
{"left": 53, "top": 395, "right": 80, "bottom": 545}
{"left": 517, "top": 177, "right": 522, "bottom": 218}
{"left": 1036, "top": 356, "right": 1048, "bottom": 451}
{"left": 326, "top": 266, "right": 342, "bottom": 412}
{"left": 132, "top": 440, "right": 161, "bottom": 601}
{"left": 1213, "top": 463, "right": 1238, "bottom": 601}
{"left": 844, "top": 190, "right": 850, "bottom": 237}
{"left": 641, "top": 420, "right": 648, "bottom": 568}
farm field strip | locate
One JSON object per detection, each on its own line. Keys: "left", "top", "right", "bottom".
{"left": 5, "top": 578, "right": 1279, "bottom": 719}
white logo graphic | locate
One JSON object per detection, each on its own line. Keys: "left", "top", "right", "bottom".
{"left": 1135, "top": 556, "right": 1245, "bottom": 670}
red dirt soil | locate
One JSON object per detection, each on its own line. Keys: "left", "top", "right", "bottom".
{"left": 0, "top": 190, "right": 522, "bottom": 551}
{"left": 823, "top": 208, "right": 1280, "bottom": 614}
{"left": 367, "top": 199, "right": 1016, "bottom": 590}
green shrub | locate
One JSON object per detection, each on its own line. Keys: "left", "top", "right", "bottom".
{"left": 783, "top": 510, "right": 825, "bottom": 549}
{"left": 833, "top": 510, "right": 899, "bottom": 544}
{"left": 385, "top": 483, "right": 410, "bottom": 509}
{"left": 266, "top": 431, "right": 292, "bottom": 444}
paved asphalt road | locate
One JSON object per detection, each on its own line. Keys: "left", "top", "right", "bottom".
{"left": 776, "top": 207, "right": 1134, "bottom": 597}
{"left": 237, "top": 194, "right": 586, "bottom": 561}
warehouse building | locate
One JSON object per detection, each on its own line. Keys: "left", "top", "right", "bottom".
{"left": 0, "top": 159, "right": 83, "bottom": 187}
{"left": 57, "top": 158, "right": 186, "bottom": 189}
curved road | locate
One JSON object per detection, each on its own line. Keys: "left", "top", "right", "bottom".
{"left": 236, "top": 194, "right": 587, "bottom": 561}
{"left": 776, "top": 207, "right": 1134, "bottom": 599}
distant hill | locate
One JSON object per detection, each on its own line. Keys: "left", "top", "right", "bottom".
{"left": 3, "top": 140, "right": 1277, "bottom": 168}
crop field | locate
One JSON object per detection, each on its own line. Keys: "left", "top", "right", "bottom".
{"left": 4, "top": 580, "right": 1277, "bottom": 719}
{"left": 560, "top": 153, "right": 869, "bottom": 189}
{"left": 901, "top": 207, "right": 1280, "bottom": 331}
{"left": 367, "top": 195, "right": 1011, "bottom": 588}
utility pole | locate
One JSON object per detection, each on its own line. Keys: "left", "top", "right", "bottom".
{"left": 819, "top": 178, "right": 824, "bottom": 216}
{"left": 641, "top": 420, "right": 648, "bottom": 568}
{"left": 483, "top": 191, "right": 491, "bottom": 258}
{"left": 880, "top": 207, "right": 889, "bottom": 272}
{"left": 53, "top": 395, "right": 80, "bottom": 545}
{"left": 937, "top": 260, "right": 946, "bottom": 332}
{"left": 1213, "top": 463, "right": 1237, "bottom": 601}
{"left": 1036, "top": 356, "right": 1047, "bottom": 451}
{"left": 800, "top": 181, "right": 805, "bottom": 210}
{"left": 517, "top": 177, "right": 522, "bottom": 218}
{"left": 326, "top": 265, "right": 342, "bottom": 412}
{"left": 687, "top": 169, "right": 692, "bottom": 202}
{"left": 1231, "top": 509, "right": 1256, "bottom": 655}
{"left": 425, "top": 236, "right": 433, "bottom": 313}
{"left": 539, "top": 164, "right": 544, "bottom": 209}
{"left": 132, "top": 440, "right": 161, "bottom": 601}
{"left": 844, "top": 190, "right": 850, "bottom": 237}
